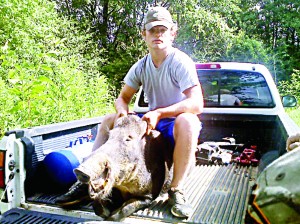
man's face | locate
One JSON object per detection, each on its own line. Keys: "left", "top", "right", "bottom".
{"left": 143, "top": 25, "right": 175, "bottom": 50}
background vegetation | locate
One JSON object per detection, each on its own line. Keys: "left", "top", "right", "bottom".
{"left": 0, "top": 0, "right": 299, "bottom": 137}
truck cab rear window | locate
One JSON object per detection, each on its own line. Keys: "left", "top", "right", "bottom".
{"left": 198, "top": 70, "right": 275, "bottom": 108}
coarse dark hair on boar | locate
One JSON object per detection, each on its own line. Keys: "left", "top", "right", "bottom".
{"left": 74, "top": 114, "right": 174, "bottom": 221}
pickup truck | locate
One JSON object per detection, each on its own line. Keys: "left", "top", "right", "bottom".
{"left": 0, "top": 62, "right": 299, "bottom": 223}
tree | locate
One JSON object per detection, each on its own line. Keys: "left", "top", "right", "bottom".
{"left": 239, "top": 0, "right": 300, "bottom": 80}
{"left": 54, "top": 0, "right": 152, "bottom": 96}
{"left": 223, "top": 32, "right": 278, "bottom": 76}
{"left": 278, "top": 69, "right": 300, "bottom": 100}
{"left": 172, "top": 0, "right": 271, "bottom": 67}
{"left": 173, "top": 0, "right": 235, "bottom": 62}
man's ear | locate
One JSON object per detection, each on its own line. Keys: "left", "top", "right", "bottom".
{"left": 141, "top": 30, "right": 146, "bottom": 40}
{"left": 170, "top": 30, "right": 177, "bottom": 42}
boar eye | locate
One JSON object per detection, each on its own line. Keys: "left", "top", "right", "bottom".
{"left": 125, "top": 135, "right": 133, "bottom": 141}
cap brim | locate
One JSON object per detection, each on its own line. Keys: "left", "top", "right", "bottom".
{"left": 145, "top": 21, "right": 173, "bottom": 31}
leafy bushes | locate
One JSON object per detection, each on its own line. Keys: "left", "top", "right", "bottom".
{"left": 278, "top": 70, "right": 300, "bottom": 100}
{"left": 278, "top": 70, "right": 300, "bottom": 126}
{"left": 0, "top": 0, "right": 113, "bottom": 136}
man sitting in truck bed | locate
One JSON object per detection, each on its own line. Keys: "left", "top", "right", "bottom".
{"left": 55, "top": 6, "right": 204, "bottom": 219}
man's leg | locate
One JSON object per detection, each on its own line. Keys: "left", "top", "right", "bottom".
{"left": 168, "top": 113, "right": 201, "bottom": 218}
{"left": 91, "top": 113, "right": 117, "bottom": 151}
{"left": 56, "top": 113, "right": 116, "bottom": 207}
{"left": 171, "top": 113, "right": 200, "bottom": 188}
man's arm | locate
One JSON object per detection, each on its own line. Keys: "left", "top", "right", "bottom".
{"left": 142, "top": 84, "right": 203, "bottom": 133}
{"left": 157, "top": 84, "right": 203, "bottom": 118}
{"left": 92, "top": 84, "right": 137, "bottom": 151}
{"left": 114, "top": 84, "right": 137, "bottom": 118}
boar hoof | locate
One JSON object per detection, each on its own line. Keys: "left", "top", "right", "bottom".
{"left": 107, "top": 198, "right": 151, "bottom": 221}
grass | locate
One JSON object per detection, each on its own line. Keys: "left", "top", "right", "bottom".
{"left": 286, "top": 107, "right": 300, "bottom": 127}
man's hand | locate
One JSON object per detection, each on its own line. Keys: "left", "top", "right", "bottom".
{"left": 113, "top": 110, "right": 128, "bottom": 126}
{"left": 142, "top": 110, "right": 161, "bottom": 135}
{"left": 114, "top": 84, "right": 136, "bottom": 123}
{"left": 116, "top": 110, "right": 127, "bottom": 119}
{"left": 286, "top": 133, "right": 300, "bottom": 151}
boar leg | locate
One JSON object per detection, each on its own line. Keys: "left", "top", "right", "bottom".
{"left": 93, "top": 188, "right": 124, "bottom": 218}
{"left": 107, "top": 196, "right": 152, "bottom": 221}
{"left": 92, "top": 199, "right": 111, "bottom": 218}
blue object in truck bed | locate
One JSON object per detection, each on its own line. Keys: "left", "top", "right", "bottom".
{"left": 44, "top": 149, "right": 80, "bottom": 187}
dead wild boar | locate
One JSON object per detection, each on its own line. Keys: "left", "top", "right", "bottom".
{"left": 74, "top": 114, "right": 173, "bottom": 221}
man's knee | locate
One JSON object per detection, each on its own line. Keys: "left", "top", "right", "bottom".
{"left": 175, "top": 113, "right": 200, "bottom": 130}
{"left": 174, "top": 113, "right": 201, "bottom": 137}
{"left": 101, "top": 113, "right": 117, "bottom": 130}
{"left": 93, "top": 113, "right": 117, "bottom": 151}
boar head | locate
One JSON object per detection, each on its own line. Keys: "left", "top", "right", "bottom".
{"left": 74, "top": 115, "right": 148, "bottom": 200}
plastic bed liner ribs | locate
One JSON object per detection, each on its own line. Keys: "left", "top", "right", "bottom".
{"left": 0, "top": 208, "right": 90, "bottom": 223}
{"left": 134, "top": 163, "right": 257, "bottom": 224}
{"left": 26, "top": 164, "right": 257, "bottom": 224}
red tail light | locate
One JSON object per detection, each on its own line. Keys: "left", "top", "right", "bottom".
{"left": 0, "top": 151, "right": 5, "bottom": 188}
{"left": 196, "top": 63, "right": 221, "bottom": 69}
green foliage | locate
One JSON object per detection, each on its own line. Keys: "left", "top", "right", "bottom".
{"left": 173, "top": 0, "right": 271, "bottom": 66}
{"left": 223, "top": 32, "right": 269, "bottom": 63}
{"left": 222, "top": 32, "right": 281, "bottom": 78}
{"left": 175, "top": 0, "right": 235, "bottom": 61}
{"left": 239, "top": 0, "right": 300, "bottom": 80}
{"left": 54, "top": 0, "right": 150, "bottom": 97}
{"left": 0, "top": 0, "right": 113, "bottom": 136}
{"left": 278, "top": 70, "right": 300, "bottom": 100}
{"left": 194, "top": 0, "right": 243, "bottom": 30}
{"left": 53, "top": 0, "right": 299, "bottom": 94}
{"left": 286, "top": 107, "right": 300, "bottom": 127}
{"left": 278, "top": 69, "right": 300, "bottom": 126}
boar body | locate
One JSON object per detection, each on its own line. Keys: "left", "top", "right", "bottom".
{"left": 74, "top": 115, "right": 173, "bottom": 220}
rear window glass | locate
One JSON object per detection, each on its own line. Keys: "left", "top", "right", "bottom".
{"left": 198, "top": 70, "right": 275, "bottom": 108}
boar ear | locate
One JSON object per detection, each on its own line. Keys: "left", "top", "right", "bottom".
{"left": 74, "top": 167, "right": 91, "bottom": 183}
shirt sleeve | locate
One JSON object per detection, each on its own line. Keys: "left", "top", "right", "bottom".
{"left": 173, "top": 52, "right": 199, "bottom": 93}
{"left": 124, "top": 56, "right": 148, "bottom": 91}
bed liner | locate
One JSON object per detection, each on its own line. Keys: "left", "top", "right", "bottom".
{"left": 18, "top": 163, "right": 257, "bottom": 224}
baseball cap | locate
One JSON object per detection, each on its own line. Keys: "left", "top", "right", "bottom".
{"left": 144, "top": 7, "right": 174, "bottom": 31}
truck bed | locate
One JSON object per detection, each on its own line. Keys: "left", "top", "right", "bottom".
{"left": 23, "top": 163, "right": 257, "bottom": 224}
{"left": 127, "top": 163, "right": 257, "bottom": 223}
{"left": 2, "top": 114, "right": 290, "bottom": 223}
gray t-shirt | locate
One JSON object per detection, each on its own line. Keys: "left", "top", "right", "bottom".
{"left": 124, "top": 48, "right": 198, "bottom": 110}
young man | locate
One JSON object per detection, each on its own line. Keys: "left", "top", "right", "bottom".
{"left": 56, "top": 6, "right": 204, "bottom": 218}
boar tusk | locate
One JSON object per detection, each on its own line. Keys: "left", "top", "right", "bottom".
{"left": 90, "top": 161, "right": 111, "bottom": 192}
